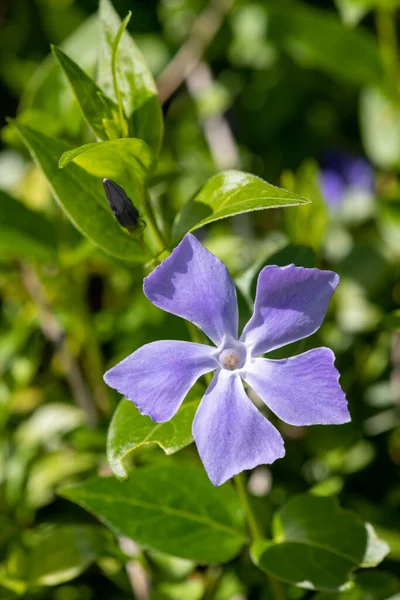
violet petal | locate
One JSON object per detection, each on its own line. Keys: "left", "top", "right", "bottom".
{"left": 243, "top": 348, "right": 350, "bottom": 426}
{"left": 241, "top": 264, "right": 339, "bottom": 355}
{"left": 104, "top": 340, "right": 217, "bottom": 422}
{"left": 144, "top": 234, "right": 238, "bottom": 345}
{"left": 193, "top": 370, "right": 285, "bottom": 485}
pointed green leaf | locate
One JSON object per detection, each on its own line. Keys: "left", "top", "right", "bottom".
{"left": 98, "top": 0, "right": 163, "bottom": 154}
{"left": 59, "top": 466, "right": 247, "bottom": 563}
{"left": 51, "top": 46, "right": 119, "bottom": 141}
{"left": 14, "top": 123, "right": 146, "bottom": 262}
{"left": 173, "top": 170, "right": 309, "bottom": 239}
{"left": 107, "top": 396, "right": 199, "bottom": 480}
{"left": 59, "top": 138, "right": 153, "bottom": 185}
{"left": 251, "top": 495, "right": 389, "bottom": 592}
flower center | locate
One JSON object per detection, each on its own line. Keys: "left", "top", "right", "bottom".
{"left": 218, "top": 342, "right": 247, "bottom": 371}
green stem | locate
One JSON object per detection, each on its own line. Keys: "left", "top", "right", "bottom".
{"left": 234, "top": 472, "right": 263, "bottom": 540}
{"left": 234, "top": 473, "right": 286, "bottom": 600}
{"left": 141, "top": 190, "right": 168, "bottom": 255}
{"left": 376, "top": 8, "right": 400, "bottom": 98}
{"left": 111, "top": 13, "right": 131, "bottom": 137}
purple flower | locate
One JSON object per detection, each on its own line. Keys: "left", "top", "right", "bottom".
{"left": 104, "top": 234, "right": 350, "bottom": 485}
{"left": 320, "top": 151, "right": 374, "bottom": 209}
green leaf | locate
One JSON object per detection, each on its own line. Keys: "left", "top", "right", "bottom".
{"left": 51, "top": 46, "right": 119, "bottom": 141}
{"left": 360, "top": 87, "right": 400, "bottom": 170}
{"left": 98, "top": 0, "right": 163, "bottom": 154}
{"left": 0, "top": 190, "right": 57, "bottom": 262}
{"left": 315, "top": 571, "right": 400, "bottom": 600}
{"left": 28, "top": 525, "right": 106, "bottom": 586}
{"left": 59, "top": 138, "right": 153, "bottom": 185}
{"left": 267, "top": 1, "right": 383, "bottom": 86}
{"left": 107, "top": 395, "right": 199, "bottom": 480}
{"left": 60, "top": 466, "right": 247, "bottom": 563}
{"left": 13, "top": 123, "right": 146, "bottom": 262}
{"left": 251, "top": 495, "right": 389, "bottom": 591}
{"left": 173, "top": 170, "right": 309, "bottom": 240}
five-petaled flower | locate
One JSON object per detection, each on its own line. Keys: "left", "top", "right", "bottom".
{"left": 104, "top": 233, "right": 350, "bottom": 485}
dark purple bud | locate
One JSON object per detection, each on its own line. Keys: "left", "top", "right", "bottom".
{"left": 103, "top": 178, "right": 140, "bottom": 229}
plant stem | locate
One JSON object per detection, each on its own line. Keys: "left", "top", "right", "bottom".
{"left": 140, "top": 190, "right": 168, "bottom": 256}
{"left": 234, "top": 472, "right": 286, "bottom": 600}
{"left": 234, "top": 472, "right": 263, "bottom": 540}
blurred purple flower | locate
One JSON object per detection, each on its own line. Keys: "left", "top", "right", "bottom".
{"left": 320, "top": 151, "right": 374, "bottom": 209}
{"left": 104, "top": 234, "right": 350, "bottom": 485}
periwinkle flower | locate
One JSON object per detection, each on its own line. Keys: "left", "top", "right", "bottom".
{"left": 320, "top": 151, "right": 374, "bottom": 209}
{"left": 104, "top": 234, "right": 350, "bottom": 485}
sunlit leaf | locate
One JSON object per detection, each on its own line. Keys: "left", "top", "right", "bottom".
{"left": 107, "top": 395, "right": 199, "bottom": 480}
{"left": 173, "top": 170, "right": 309, "bottom": 240}
{"left": 13, "top": 123, "right": 146, "bottom": 262}
{"left": 0, "top": 190, "right": 57, "bottom": 262}
{"left": 59, "top": 138, "right": 154, "bottom": 184}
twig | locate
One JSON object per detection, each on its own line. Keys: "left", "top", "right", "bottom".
{"left": 18, "top": 262, "right": 98, "bottom": 427}
{"left": 157, "top": 0, "right": 234, "bottom": 104}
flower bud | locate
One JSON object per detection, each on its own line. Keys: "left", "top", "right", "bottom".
{"left": 103, "top": 178, "right": 140, "bottom": 229}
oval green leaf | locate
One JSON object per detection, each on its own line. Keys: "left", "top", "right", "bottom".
{"left": 59, "top": 466, "right": 248, "bottom": 563}
{"left": 107, "top": 396, "right": 199, "bottom": 480}
{"left": 13, "top": 123, "right": 146, "bottom": 262}
{"left": 251, "top": 495, "right": 389, "bottom": 591}
{"left": 173, "top": 170, "right": 309, "bottom": 240}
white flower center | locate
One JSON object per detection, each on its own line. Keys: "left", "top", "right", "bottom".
{"left": 218, "top": 342, "right": 247, "bottom": 371}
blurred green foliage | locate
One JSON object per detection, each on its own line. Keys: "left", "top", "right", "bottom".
{"left": 1, "top": 0, "right": 400, "bottom": 599}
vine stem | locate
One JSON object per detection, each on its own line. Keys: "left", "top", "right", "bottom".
{"left": 234, "top": 472, "right": 263, "bottom": 541}
{"left": 234, "top": 473, "right": 286, "bottom": 600}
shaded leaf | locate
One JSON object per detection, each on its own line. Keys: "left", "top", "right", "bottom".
{"left": 267, "top": 1, "right": 383, "bottom": 86}
{"left": 28, "top": 525, "right": 106, "bottom": 586}
{"left": 98, "top": 0, "right": 163, "bottom": 154}
{"left": 173, "top": 170, "right": 309, "bottom": 240}
{"left": 251, "top": 495, "right": 389, "bottom": 591}
{"left": 315, "top": 571, "right": 400, "bottom": 600}
{"left": 0, "top": 190, "right": 57, "bottom": 262}
{"left": 60, "top": 466, "right": 247, "bottom": 563}
{"left": 13, "top": 123, "right": 146, "bottom": 262}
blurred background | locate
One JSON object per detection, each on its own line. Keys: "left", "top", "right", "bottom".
{"left": 0, "top": 0, "right": 400, "bottom": 598}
